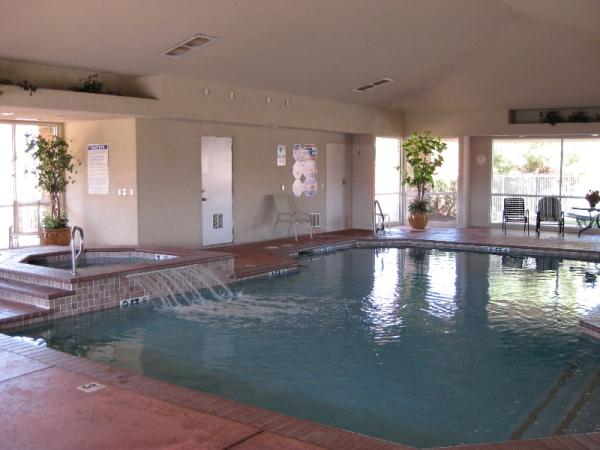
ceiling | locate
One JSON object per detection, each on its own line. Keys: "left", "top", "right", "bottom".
{"left": 0, "top": 0, "right": 599, "bottom": 112}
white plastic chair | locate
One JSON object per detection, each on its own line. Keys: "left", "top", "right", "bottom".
{"left": 272, "top": 194, "right": 313, "bottom": 241}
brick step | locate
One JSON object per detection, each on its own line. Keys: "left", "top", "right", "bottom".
{"left": 0, "top": 278, "right": 74, "bottom": 300}
{"left": 0, "top": 298, "right": 52, "bottom": 328}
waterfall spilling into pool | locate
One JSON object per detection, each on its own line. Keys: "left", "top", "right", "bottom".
{"left": 127, "top": 265, "right": 234, "bottom": 307}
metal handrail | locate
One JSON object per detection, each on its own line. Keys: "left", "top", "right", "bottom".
{"left": 70, "top": 226, "right": 84, "bottom": 275}
{"left": 373, "top": 200, "right": 386, "bottom": 235}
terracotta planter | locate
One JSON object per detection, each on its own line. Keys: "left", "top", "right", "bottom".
{"left": 408, "top": 212, "right": 429, "bottom": 230}
{"left": 42, "top": 227, "right": 71, "bottom": 246}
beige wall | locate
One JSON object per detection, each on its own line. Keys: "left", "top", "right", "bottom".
{"left": 136, "top": 118, "right": 350, "bottom": 247}
{"left": 64, "top": 118, "right": 138, "bottom": 246}
{"left": 0, "top": 59, "right": 403, "bottom": 136}
{"left": 351, "top": 134, "right": 376, "bottom": 230}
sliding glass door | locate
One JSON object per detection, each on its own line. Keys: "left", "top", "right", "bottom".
{"left": 0, "top": 122, "right": 57, "bottom": 249}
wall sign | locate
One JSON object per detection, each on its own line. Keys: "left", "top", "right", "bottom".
{"left": 277, "top": 144, "right": 286, "bottom": 166}
{"left": 87, "top": 144, "right": 109, "bottom": 195}
{"left": 291, "top": 144, "right": 318, "bottom": 198}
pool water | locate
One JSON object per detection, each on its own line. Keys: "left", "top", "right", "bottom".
{"left": 28, "top": 256, "right": 158, "bottom": 269}
{"left": 13, "top": 248, "right": 600, "bottom": 447}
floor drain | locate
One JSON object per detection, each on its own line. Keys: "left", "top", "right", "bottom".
{"left": 77, "top": 382, "right": 106, "bottom": 393}
{"left": 281, "top": 244, "right": 294, "bottom": 247}
{"left": 265, "top": 246, "right": 279, "bottom": 249}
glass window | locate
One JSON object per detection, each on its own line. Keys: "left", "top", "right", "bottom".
{"left": 375, "top": 137, "right": 401, "bottom": 223}
{"left": 429, "top": 139, "right": 459, "bottom": 222}
{"left": 0, "top": 122, "right": 58, "bottom": 249}
{"left": 490, "top": 137, "right": 600, "bottom": 226}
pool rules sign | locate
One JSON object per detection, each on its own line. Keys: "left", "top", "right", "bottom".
{"left": 87, "top": 144, "right": 109, "bottom": 195}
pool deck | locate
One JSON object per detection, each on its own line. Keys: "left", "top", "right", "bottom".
{"left": 1, "top": 226, "right": 600, "bottom": 449}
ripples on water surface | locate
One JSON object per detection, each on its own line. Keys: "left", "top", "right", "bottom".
{"left": 13, "top": 248, "right": 600, "bottom": 448}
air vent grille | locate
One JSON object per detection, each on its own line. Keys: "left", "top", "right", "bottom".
{"left": 309, "top": 213, "right": 321, "bottom": 228}
{"left": 160, "top": 33, "right": 218, "bottom": 59}
{"left": 212, "top": 213, "right": 224, "bottom": 229}
{"left": 352, "top": 78, "right": 394, "bottom": 93}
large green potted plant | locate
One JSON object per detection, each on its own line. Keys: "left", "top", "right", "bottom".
{"left": 402, "top": 130, "right": 446, "bottom": 230}
{"left": 26, "top": 135, "right": 77, "bottom": 246}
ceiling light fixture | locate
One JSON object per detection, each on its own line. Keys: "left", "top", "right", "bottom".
{"left": 159, "top": 33, "right": 218, "bottom": 59}
{"left": 0, "top": 112, "right": 14, "bottom": 116}
{"left": 16, "top": 117, "right": 39, "bottom": 121}
{"left": 353, "top": 78, "right": 394, "bottom": 93}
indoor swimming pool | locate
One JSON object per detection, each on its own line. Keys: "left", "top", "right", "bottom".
{"left": 11, "top": 247, "right": 600, "bottom": 448}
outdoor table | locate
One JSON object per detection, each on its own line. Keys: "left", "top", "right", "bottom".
{"left": 568, "top": 207, "right": 600, "bottom": 236}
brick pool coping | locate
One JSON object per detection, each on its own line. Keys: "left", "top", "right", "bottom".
{"left": 2, "top": 227, "right": 600, "bottom": 449}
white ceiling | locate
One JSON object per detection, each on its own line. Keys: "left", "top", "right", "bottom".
{"left": 1, "top": 0, "right": 599, "bottom": 112}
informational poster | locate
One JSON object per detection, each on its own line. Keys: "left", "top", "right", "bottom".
{"left": 301, "top": 145, "right": 318, "bottom": 197}
{"left": 290, "top": 143, "right": 318, "bottom": 198}
{"left": 87, "top": 144, "right": 109, "bottom": 195}
{"left": 277, "top": 144, "right": 286, "bottom": 166}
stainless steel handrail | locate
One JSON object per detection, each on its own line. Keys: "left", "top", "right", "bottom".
{"left": 70, "top": 226, "right": 84, "bottom": 275}
{"left": 373, "top": 200, "right": 386, "bottom": 235}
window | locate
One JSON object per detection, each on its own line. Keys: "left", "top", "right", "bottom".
{"left": 490, "top": 137, "right": 600, "bottom": 225}
{"left": 0, "top": 122, "right": 58, "bottom": 249}
{"left": 429, "top": 139, "right": 459, "bottom": 223}
{"left": 404, "top": 138, "right": 459, "bottom": 223}
{"left": 375, "top": 137, "right": 401, "bottom": 223}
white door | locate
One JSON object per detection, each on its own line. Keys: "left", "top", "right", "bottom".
{"left": 326, "top": 143, "right": 352, "bottom": 231}
{"left": 201, "top": 136, "right": 233, "bottom": 246}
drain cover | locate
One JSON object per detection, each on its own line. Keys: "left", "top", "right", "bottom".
{"left": 265, "top": 246, "right": 279, "bottom": 249}
{"left": 77, "top": 382, "right": 106, "bottom": 393}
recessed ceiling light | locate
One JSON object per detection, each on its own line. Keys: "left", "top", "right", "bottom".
{"left": 159, "top": 33, "right": 218, "bottom": 59}
{"left": 0, "top": 112, "right": 14, "bottom": 116}
{"left": 16, "top": 117, "right": 39, "bottom": 121}
{"left": 592, "top": 134, "right": 599, "bottom": 137}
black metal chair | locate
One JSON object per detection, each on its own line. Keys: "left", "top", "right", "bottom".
{"left": 536, "top": 196, "right": 564, "bottom": 236}
{"left": 502, "top": 197, "right": 529, "bottom": 234}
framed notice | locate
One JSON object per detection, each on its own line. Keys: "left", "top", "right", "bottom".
{"left": 277, "top": 144, "right": 286, "bottom": 166}
{"left": 87, "top": 144, "right": 109, "bottom": 195}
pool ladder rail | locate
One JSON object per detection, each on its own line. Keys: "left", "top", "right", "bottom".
{"left": 373, "top": 200, "right": 386, "bottom": 235}
{"left": 70, "top": 226, "right": 85, "bottom": 275}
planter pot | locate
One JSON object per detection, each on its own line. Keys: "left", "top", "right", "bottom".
{"left": 408, "top": 212, "right": 429, "bottom": 230}
{"left": 42, "top": 227, "right": 71, "bottom": 246}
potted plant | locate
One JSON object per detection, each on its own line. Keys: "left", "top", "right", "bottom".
{"left": 26, "top": 135, "right": 77, "bottom": 246}
{"left": 402, "top": 131, "right": 446, "bottom": 230}
{"left": 585, "top": 190, "right": 600, "bottom": 208}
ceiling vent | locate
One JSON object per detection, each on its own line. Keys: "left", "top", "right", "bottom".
{"left": 352, "top": 78, "right": 394, "bottom": 93}
{"left": 159, "top": 33, "right": 218, "bottom": 59}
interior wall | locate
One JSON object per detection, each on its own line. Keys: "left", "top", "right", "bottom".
{"left": 136, "top": 118, "right": 350, "bottom": 247}
{"left": 325, "top": 143, "right": 353, "bottom": 231}
{"left": 468, "top": 137, "right": 493, "bottom": 227}
{"left": 352, "top": 134, "right": 376, "bottom": 230}
{"left": 64, "top": 118, "right": 138, "bottom": 246}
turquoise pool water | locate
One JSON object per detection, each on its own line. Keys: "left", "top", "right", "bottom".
{"left": 12, "top": 248, "right": 600, "bottom": 447}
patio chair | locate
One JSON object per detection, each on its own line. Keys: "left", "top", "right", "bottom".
{"left": 536, "top": 196, "right": 564, "bottom": 236}
{"left": 502, "top": 197, "right": 529, "bottom": 234}
{"left": 271, "top": 194, "right": 313, "bottom": 241}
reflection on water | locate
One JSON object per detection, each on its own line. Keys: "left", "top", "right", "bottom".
{"left": 11, "top": 248, "right": 600, "bottom": 448}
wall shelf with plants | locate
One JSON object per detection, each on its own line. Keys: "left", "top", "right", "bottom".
{"left": 0, "top": 73, "right": 157, "bottom": 100}
{"left": 509, "top": 107, "right": 600, "bottom": 126}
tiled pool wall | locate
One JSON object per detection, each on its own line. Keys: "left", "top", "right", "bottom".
{"left": 27, "top": 250, "right": 178, "bottom": 265}
{"left": 0, "top": 257, "right": 234, "bottom": 331}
